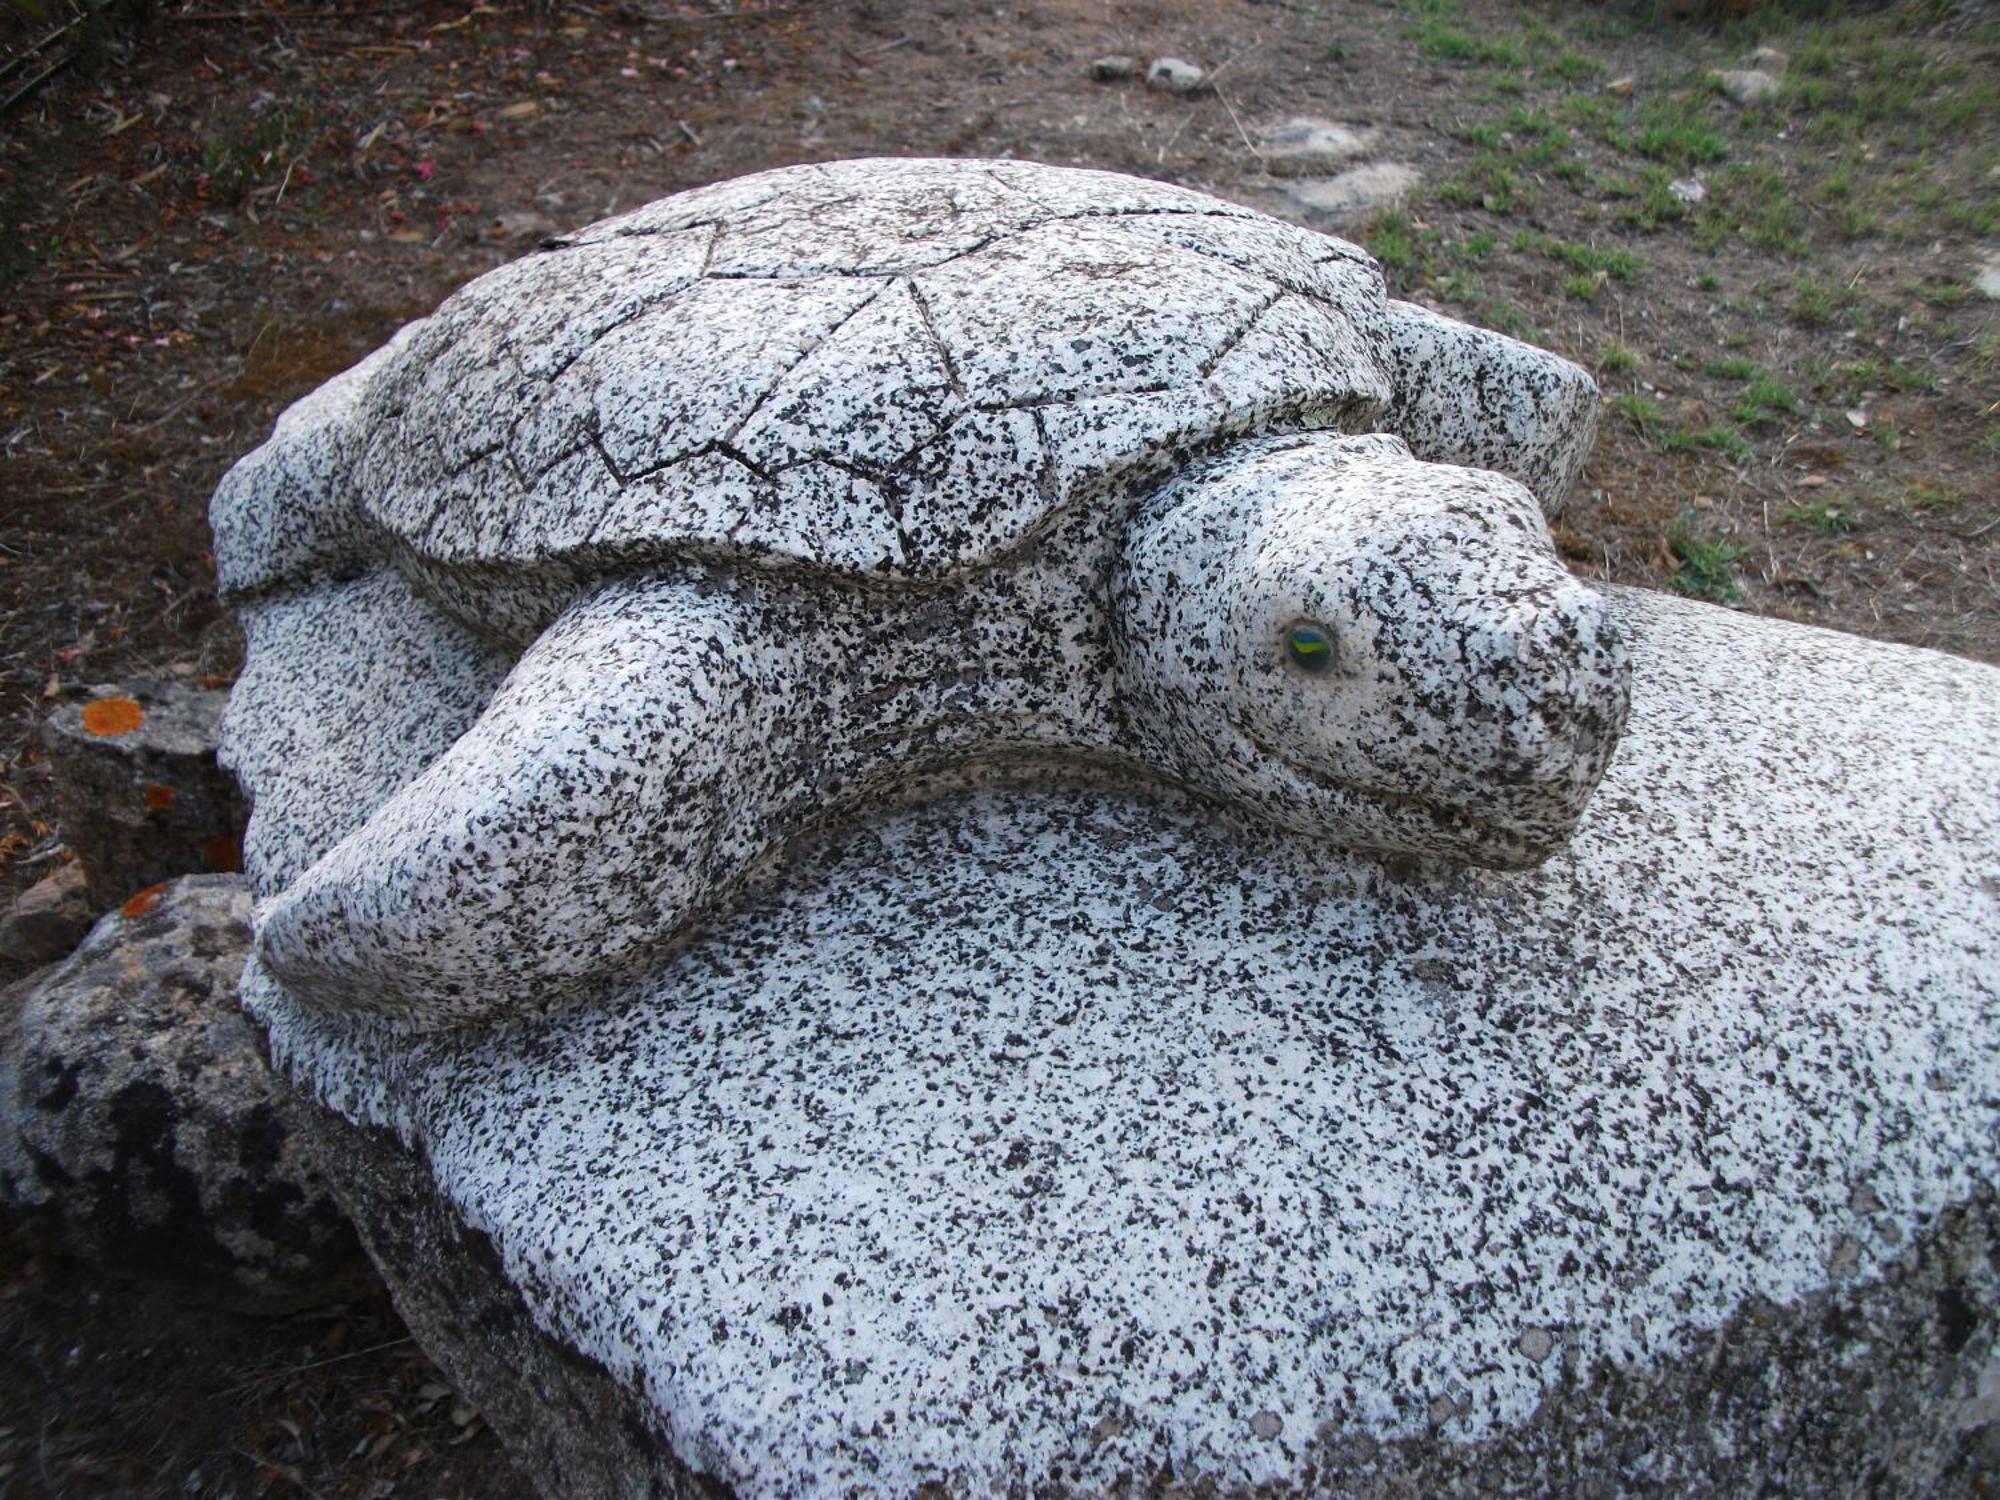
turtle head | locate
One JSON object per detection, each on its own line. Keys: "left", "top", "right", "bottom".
{"left": 1113, "top": 432, "right": 1630, "bottom": 869}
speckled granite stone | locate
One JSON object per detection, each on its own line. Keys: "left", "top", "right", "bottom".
{"left": 210, "top": 158, "right": 1616, "bottom": 1033}
{"left": 222, "top": 584, "right": 2000, "bottom": 1494}
{"left": 209, "top": 158, "right": 1998, "bottom": 1493}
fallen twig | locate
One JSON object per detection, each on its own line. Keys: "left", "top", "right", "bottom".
{"left": 0, "top": 54, "right": 76, "bottom": 118}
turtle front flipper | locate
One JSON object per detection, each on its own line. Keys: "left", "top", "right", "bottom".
{"left": 255, "top": 573, "right": 771, "bottom": 1032}
{"left": 1381, "top": 299, "right": 1601, "bottom": 512}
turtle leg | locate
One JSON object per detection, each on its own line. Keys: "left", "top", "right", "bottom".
{"left": 254, "top": 572, "right": 777, "bottom": 1032}
{"left": 1381, "top": 299, "right": 1601, "bottom": 512}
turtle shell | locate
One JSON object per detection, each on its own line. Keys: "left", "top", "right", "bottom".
{"left": 358, "top": 157, "right": 1396, "bottom": 582}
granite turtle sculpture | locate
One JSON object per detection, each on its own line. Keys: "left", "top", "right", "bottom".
{"left": 212, "top": 157, "right": 1632, "bottom": 1031}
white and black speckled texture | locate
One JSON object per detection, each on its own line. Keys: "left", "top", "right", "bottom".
{"left": 208, "top": 158, "right": 1621, "bottom": 1031}
{"left": 207, "top": 155, "right": 1998, "bottom": 1492}
{"left": 226, "top": 582, "right": 2000, "bottom": 1495}
{"left": 209, "top": 160, "right": 1599, "bottom": 620}
{"left": 241, "top": 429, "right": 1626, "bottom": 1029}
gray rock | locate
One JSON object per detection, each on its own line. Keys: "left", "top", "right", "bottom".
{"left": 310, "top": 1103, "right": 2000, "bottom": 1496}
{"left": 1088, "top": 54, "right": 1135, "bottom": 82}
{"left": 0, "top": 875, "right": 365, "bottom": 1311}
{"left": 0, "top": 863, "right": 92, "bottom": 966}
{"left": 1145, "top": 56, "right": 1207, "bottom": 93}
{"left": 1256, "top": 116, "right": 1377, "bottom": 177}
{"left": 234, "top": 580, "right": 2000, "bottom": 1491}
{"left": 209, "top": 158, "right": 1999, "bottom": 1490}
{"left": 1714, "top": 68, "right": 1781, "bottom": 106}
{"left": 492, "top": 209, "right": 561, "bottom": 241}
{"left": 1669, "top": 177, "right": 1707, "bottom": 205}
{"left": 1976, "top": 254, "right": 2000, "bottom": 301}
{"left": 1277, "top": 161, "right": 1423, "bottom": 220}
{"left": 1748, "top": 45, "right": 1788, "bottom": 71}
{"left": 44, "top": 678, "right": 247, "bottom": 910}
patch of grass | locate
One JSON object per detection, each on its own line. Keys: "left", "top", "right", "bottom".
{"left": 1458, "top": 230, "right": 1498, "bottom": 258}
{"left": 1697, "top": 272, "right": 1721, "bottom": 292}
{"left": 1629, "top": 96, "right": 1728, "bottom": 169}
{"left": 1612, "top": 166, "right": 1692, "bottom": 232}
{"left": 1598, "top": 343, "right": 1639, "bottom": 376}
{"left": 1558, "top": 93, "right": 1616, "bottom": 133}
{"left": 1438, "top": 153, "right": 1526, "bottom": 214}
{"left": 1703, "top": 357, "right": 1756, "bottom": 381}
{"left": 1516, "top": 131, "right": 1574, "bottom": 169}
{"left": 1409, "top": 16, "right": 1526, "bottom": 67}
{"left": 1703, "top": 164, "right": 1810, "bottom": 256}
{"left": 1790, "top": 277, "right": 1843, "bottom": 327}
{"left": 1902, "top": 482, "right": 1963, "bottom": 509}
{"left": 1943, "top": 197, "right": 1998, "bottom": 237}
{"left": 1364, "top": 211, "right": 1421, "bottom": 278}
{"left": 1550, "top": 50, "right": 1599, "bottom": 83}
{"left": 1476, "top": 300, "right": 1531, "bottom": 340}
{"left": 1731, "top": 373, "right": 1801, "bottom": 426}
{"left": 1667, "top": 518, "right": 1749, "bottom": 602}
{"left": 1786, "top": 498, "right": 1854, "bottom": 535}
{"left": 1542, "top": 238, "right": 1646, "bottom": 284}
{"left": 1698, "top": 427, "right": 1756, "bottom": 464}
{"left": 1563, "top": 272, "right": 1602, "bottom": 301}
{"left": 1831, "top": 357, "right": 1934, "bottom": 396}
{"left": 1502, "top": 105, "right": 1562, "bottom": 138}
{"left": 1612, "top": 391, "right": 1669, "bottom": 439}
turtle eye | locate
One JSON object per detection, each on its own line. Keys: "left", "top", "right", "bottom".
{"left": 1284, "top": 621, "right": 1336, "bottom": 674}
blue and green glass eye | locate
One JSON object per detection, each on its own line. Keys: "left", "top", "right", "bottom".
{"left": 1284, "top": 622, "right": 1336, "bottom": 674}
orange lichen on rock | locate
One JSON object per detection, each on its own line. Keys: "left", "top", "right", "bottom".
{"left": 82, "top": 697, "right": 146, "bottom": 737}
{"left": 143, "top": 783, "right": 178, "bottom": 810}
{"left": 120, "top": 884, "right": 166, "bottom": 918}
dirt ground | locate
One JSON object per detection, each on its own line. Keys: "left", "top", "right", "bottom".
{"left": 1, "top": 0, "right": 1994, "bottom": 1494}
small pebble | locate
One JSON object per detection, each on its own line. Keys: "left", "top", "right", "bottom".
{"left": 1089, "top": 55, "right": 1135, "bottom": 82}
{"left": 1145, "top": 57, "right": 1207, "bottom": 94}
{"left": 1714, "top": 68, "right": 1780, "bottom": 106}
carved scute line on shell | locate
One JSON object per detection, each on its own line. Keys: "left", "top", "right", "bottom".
{"left": 719, "top": 279, "right": 895, "bottom": 450}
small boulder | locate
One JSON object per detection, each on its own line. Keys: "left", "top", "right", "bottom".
{"left": 0, "top": 863, "right": 92, "bottom": 966}
{"left": 1256, "top": 116, "right": 1377, "bottom": 177}
{"left": 1975, "top": 255, "right": 2000, "bottom": 302}
{"left": 1748, "top": 46, "right": 1788, "bottom": 71}
{"left": 0, "top": 874, "right": 367, "bottom": 1311}
{"left": 1089, "top": 54, "right": 1136, "bottom": 82}
{"left": 1144, "top": 57, "right": 1207, "bottom": 94}
{"left": 1276, "top": 162, "right": 1423, "bottom": 222}
{"left": 1714, "top": 68, "right": 1781, "bottom": 106}
{"left": 44, "top": 678, "right": 248, "bottom": 910}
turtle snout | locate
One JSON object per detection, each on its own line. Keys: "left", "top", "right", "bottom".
{"left": 1456, "top": 579, "right": 1631, "bottom": 817}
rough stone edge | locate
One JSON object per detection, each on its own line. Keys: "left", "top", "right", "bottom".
{"left": 300, "top": 1069, "right": 2000, "bottom": 1499}
{"left": 285, "top": 1081, "right": 731, "bottom": 1499}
